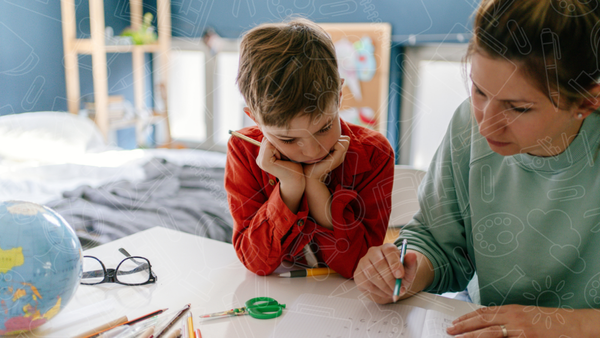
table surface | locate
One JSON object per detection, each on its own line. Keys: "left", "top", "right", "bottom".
{"left": 20, "top": 227, "right": 480, "bottom": 337}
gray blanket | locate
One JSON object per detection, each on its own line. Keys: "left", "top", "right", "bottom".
{"left": 47, "top": 158, "right": 233, "bottom": 248}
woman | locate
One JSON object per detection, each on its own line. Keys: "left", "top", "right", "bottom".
{"left": 354, "top": 0, "right": 600, "bottom": 337}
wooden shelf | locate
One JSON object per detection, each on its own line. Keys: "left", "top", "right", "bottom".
{"left": 61, "top": 0, "right": 171, "bottom": 145}
{"left": 72, "top": 39, "right": 161, "bottom": 54}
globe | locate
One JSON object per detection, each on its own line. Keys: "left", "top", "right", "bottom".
{"left": 0, "top": 201, "right": 82, "bottom": 335}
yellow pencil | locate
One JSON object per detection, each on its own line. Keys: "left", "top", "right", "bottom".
{"left": 186, "top": 312, "right": 194, "bottom": 338}
{"left": 279, "top": 267, "right": 337, "bottom": 278}
{"left": 229, "top": 130, "right": 261, "bottom": 147}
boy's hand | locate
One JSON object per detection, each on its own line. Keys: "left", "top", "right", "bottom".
{"left": 256, "top": 138, "right": 304, "bottom": 185}
{"left": 354, "top": 244, "right": 419, "bottom": 304}
{"left": 303, "top": 135, "right": 350, "bottom": 182}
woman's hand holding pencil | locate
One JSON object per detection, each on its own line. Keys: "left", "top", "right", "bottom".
{"left": 352, "top": 242, "right": 421, "bottom": 304}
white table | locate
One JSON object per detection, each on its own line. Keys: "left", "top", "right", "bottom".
{"left": 26, "top": 227, "right": 480, "bottom": 337}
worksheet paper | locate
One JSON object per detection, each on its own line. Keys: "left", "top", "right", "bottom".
{"left": 270, "top": 293, "right": 455, "bottom": 338}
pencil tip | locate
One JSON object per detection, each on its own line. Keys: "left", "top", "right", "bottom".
{"left": 228, "top": 130, "right": 233, "bottom": 134}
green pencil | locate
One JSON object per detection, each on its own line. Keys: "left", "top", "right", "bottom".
{"left": 394, "top": 239, "right": 408, "bottom": 297}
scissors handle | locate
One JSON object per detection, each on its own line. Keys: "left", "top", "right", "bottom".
{"left": 245, "top": 297, "right": 286, "bottom": 320}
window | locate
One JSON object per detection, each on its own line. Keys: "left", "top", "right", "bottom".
{"left": 168, "top": 50, "right": 206, "bottom": 143}
{"left": 399, "top": 44, "right": 471, "bottom": 171}
{"left": 214, "top": 52, "right": 251, "bottom": 146}
{"left": 166, "top": 38, "right": 251, "bottom": 152}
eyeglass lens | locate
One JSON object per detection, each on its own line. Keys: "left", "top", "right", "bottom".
{"left": 81, "top": 256, "right": 151, "bottom": 285}
{"left": 82, "top": 256, "right": 104, "bottom": 284}
{"left": 117, "top": 257, "right": 151, "bottom": 284}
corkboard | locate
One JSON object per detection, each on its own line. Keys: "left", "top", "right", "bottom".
{"left": 318, "top": 23, "right": 391, "bottom": 135}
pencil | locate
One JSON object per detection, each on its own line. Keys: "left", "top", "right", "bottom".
{"left": 279, "top": 267, "right": 337, "bottom": 278}
{"left": 128, "top": 308, "right": 168, "bottom": 326}
{"left": 394, "top": 239, "right": 408, "bottom": 297}
{"left": 165, "top": 328, "right": 182, "bottom": 338}
{"left": 83, "top": 307, "right": 167, "bottom": 338}
{"left": 229, "top": 130, "right": 261, "bottom": 147}
{"left": 152, "top": 303, "right": 190, "bottom": 338}
{"left": 139, "top": 326, "right": 155, "bottom": 338}
{"left": 186, "top": 312, "right": 194, "bottom": 338}
{"left": 196, "top": 328, "right": 202, "bottom": 338}
{"left": 76, "top": 315, "right": 128, "bottom": 338}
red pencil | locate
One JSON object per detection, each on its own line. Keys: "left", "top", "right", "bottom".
{"left": 128, "top": 308, "right": 169, "bottom": 325}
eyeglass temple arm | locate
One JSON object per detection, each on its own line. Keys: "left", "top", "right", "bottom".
{"left": 119, "top": 248, "right": 144, "bottom": 265}
{"left": 118, "top": 248, "right": 156, "bottom": 278}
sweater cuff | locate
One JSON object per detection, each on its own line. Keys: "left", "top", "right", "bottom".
{"left": 403, "top": 242, "right": 443, "bottom": 294}
{"left": 266, "top": 181, "right": 309, "bottom": 238}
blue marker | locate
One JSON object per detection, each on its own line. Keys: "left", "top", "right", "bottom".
{"left": 394, "top": 239, "right": 408, "bottom": 298}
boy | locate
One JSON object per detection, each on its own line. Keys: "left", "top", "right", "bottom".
{"left": 225, "top": 18, "right": 394, "bottom": 278}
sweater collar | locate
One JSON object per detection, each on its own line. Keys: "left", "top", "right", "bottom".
{"left": 509, "top": 112, "right": 600, "bottom": 172}
{"left": 340, "top": 119, "right": 371, "bottom": 177}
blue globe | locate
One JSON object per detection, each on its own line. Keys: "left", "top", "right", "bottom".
{"left": 0, "top": 201, "right": 82, "bottom": 335}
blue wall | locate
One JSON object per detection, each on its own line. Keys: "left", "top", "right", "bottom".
{"left": 0, "top": 0, "right": 475, "bottom": 152}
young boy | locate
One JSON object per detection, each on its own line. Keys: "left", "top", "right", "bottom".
{"left": 225, "top": 18, "right": 395, "bottom": 279}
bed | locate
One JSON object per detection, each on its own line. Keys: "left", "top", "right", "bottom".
{"left": 0, "top": 112, "right": 233, "bottom": 248}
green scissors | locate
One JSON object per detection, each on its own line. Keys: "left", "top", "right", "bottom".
{"left": 199, "top": 297, "right": 286, "bottom": 320}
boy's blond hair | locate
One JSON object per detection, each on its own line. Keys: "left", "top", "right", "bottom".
{"left": 237, "top": 18, "right": 341, "bottom": 127}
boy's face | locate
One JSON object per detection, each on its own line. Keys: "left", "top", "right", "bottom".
{"left": 260, "top": 109, "right": 342, "bottom": 164}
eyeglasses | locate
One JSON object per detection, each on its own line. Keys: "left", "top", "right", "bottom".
{"left": 81, "top": 249, "right": 157, "bottom": 286}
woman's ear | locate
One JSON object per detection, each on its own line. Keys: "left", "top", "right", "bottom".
{"left": 576, "top": 84, "right": 600, "bottom": 119}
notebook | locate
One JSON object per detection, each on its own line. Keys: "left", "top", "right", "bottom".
{"left": 269, "top": 293, "right": 456, "bottom": 338}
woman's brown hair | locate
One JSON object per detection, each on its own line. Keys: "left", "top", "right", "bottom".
{"left": 468, "top": 0, "right": 600, "bottom": 109}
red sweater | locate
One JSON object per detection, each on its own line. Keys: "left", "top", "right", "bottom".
{"left": 225, "top": 120, "right": 395, "bottom": 278}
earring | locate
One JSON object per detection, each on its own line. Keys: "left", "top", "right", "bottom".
{"left": 578, "top": 113, "right": 583, "bottom": 119}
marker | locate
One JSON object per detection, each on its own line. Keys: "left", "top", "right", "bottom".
{"left": 279, "top": 267, "right": 337, "bottom": 278}
{"left": 394, "top": 239, "right": 408, "bottom": 298}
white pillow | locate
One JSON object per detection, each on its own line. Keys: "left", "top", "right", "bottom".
{"left": 0, "top": 112, "right": 106, "bottom": 162}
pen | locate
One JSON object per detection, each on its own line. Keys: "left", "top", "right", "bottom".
{"left": 229, "top": 130, "right": 261, "bottom": 147}
{"left": 279, "top": 267, "right": 337, "bottom": 278}
{"left": 181, "top": 320, "right": 188, "bottom": 338}
{"left": 151, "top": 303, "right": 191, "bottom": 338}
{"left": 186, "top": 312, "right": 194, "bottom": 338}
{"left": 394, "top": 239, "right": 408, "bottom": 297}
